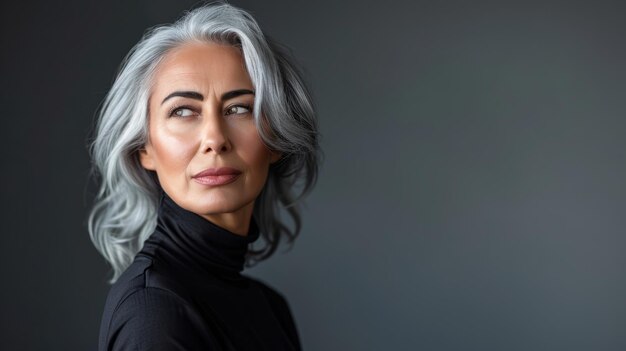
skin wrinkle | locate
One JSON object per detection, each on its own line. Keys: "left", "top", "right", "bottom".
{"left": 139, "top": 42, "right": 281, "bottom": 236}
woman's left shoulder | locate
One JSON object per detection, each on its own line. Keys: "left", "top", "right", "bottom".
{"left": 246, "top": 276, "right": 289, "bottom": 304}
{"left": 245, "top": 275, "right": 302, "bottom": 347}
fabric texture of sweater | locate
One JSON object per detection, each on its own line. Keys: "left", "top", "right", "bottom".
{"left": 97, "top": 190, "right": 301, "bottom": 350}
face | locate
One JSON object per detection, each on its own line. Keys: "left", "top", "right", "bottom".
{"left": 139, "top": 42, "right": 280, "bottom": 236}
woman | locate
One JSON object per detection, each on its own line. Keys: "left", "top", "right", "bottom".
{"left": 87, "top": 2, "right": 320, "bottom": 350}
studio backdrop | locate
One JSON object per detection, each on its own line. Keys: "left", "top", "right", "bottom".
{"left": 1, "top": 0, "right": 625, "bottom": 350}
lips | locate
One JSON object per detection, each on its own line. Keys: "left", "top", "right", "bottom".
{"left": 193, "top": 167, "right": 242, "bottom": 178}
{"left": 192, "top": 167, "right": 242, "bottom": 186}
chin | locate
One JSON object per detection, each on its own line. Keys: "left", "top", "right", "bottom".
{"left": 198, "top": 205, "right": 238, "bottom": 216}
{"left": 192, "top": 196, "right": 249, "bottom": 215}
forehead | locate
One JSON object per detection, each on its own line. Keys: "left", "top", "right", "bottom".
{"left": 150, "top": 42, "right": 253, "bottom": 98}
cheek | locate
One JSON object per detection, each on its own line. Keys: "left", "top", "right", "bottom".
{"left": 233, "top": 126, "right": 272, "bottom": 171}
{"left": 151, "top": 126, "right": 197, "bottom": 173}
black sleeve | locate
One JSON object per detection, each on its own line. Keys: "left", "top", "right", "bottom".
{"left": 256, "top": 283, "right": 302, "bottom": 351}
{"left": 105, "top": 287, "right": 219, "bottom": 351}
{"left": 274, "top": 294, "right": 302, "bottom": 351}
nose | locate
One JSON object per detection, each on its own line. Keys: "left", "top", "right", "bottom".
{"left": 200, "top": 112, "right": 231, "bottom": 154}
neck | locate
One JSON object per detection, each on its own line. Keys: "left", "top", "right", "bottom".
{"left": 150, "top": 191, "right": 262, "bottom": 275}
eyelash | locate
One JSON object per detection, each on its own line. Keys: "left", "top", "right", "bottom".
{"left": 168, "top": 104, "right": 253, "bottom": 118}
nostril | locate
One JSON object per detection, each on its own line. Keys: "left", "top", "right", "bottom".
{"left": 201, "top": 138, "right": 231, "bottom": 154}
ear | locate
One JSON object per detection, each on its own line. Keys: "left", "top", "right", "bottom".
{"left": 269, "top": 150, "right": 282, "bottom": 164}
{"left": 138, "top": 146, "right": 156, "bottom": 170}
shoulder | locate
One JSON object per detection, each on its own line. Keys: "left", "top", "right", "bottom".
{"left": 246, "top": 276, "right": 302, "bottom": 349}
{"left": 247, "top": 275, "right": 296, "bottom": 318}
{"left": 98, "top": 258, "right": 219, "bottom": 350}
{"left": 247, "top": 275, "right": 289, "bottom": 304}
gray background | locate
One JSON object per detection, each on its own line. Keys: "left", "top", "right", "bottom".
{"left": 1, "top": 0, "right": 625, "bottom": 350}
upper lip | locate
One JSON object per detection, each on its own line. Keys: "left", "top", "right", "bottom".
{"left": 193, "top": 167, "right": 242, "bottom": 178}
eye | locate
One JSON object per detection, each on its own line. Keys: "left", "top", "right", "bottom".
{"left": 225, "top": 104, "right": 252, "bottom": 116}
{"left": 169, "top": 106, "right": 196, "bottom": 118}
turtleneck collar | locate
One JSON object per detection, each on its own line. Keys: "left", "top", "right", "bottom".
{"left": 148, "top": 189, "right": 260, "bottom": 276}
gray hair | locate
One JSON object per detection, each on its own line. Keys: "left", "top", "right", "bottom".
{"left": 87, "top": 1, "right": 320, "bottom": 284}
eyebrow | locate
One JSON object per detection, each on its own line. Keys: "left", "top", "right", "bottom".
{"left": 160, "top": 89, "right": 255, "bottom": 105}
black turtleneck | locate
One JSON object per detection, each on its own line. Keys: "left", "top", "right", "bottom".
{"left": 97, "top": 191, "right": 301, "bottom": 350}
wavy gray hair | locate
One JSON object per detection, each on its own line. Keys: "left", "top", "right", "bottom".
{"left": 87, "top": 1, "right": 320, "bottom": 284}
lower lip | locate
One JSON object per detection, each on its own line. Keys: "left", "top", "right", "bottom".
{"left": 193, "top": 173, "right": 241, "bottom": 186}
